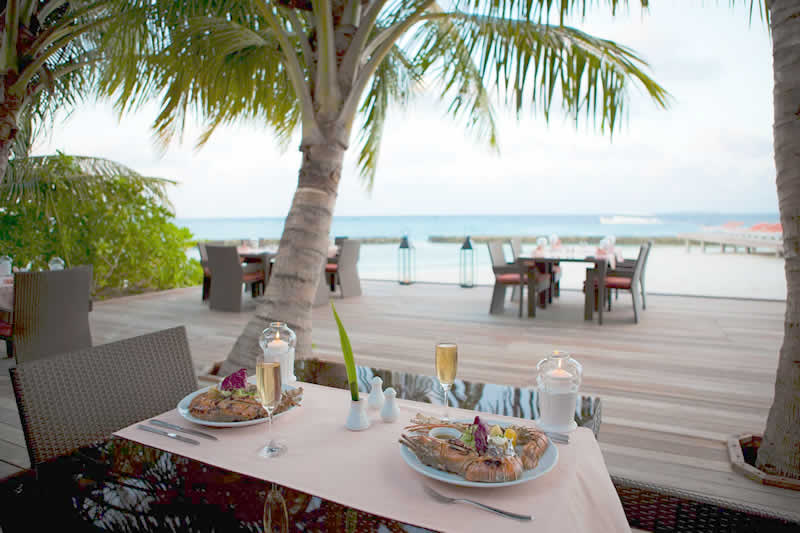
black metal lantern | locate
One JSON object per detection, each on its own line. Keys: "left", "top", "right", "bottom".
{"left": 459, "top": 236, "right": 475, "bottom": 288}
{"left": 397, "top": 235, "right": 415, "bottom": 285}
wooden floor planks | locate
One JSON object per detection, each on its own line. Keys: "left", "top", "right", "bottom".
{"left": 0, "top": 280, "right": 797, "bottom": 521}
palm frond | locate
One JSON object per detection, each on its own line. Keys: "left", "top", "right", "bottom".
{"left": 98, "top": 3, "right": 302, "bottom": 150}
{"left": 357, "top": 44, "right": 420, "bottom": 187}
{"left": 1, "top": 153, "right": 173, "bottom": 209}
{"left": 417, "top": 11, "right": 669, "bottom": 133}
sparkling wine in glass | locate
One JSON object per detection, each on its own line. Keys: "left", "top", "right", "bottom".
{"left": 256, "top": 358, "right": 286, "bottom": 458}
{"left": 435, "top": 343, "right": 458, "bottom": 422}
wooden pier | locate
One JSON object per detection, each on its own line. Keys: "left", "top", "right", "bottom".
{"left": 678, "top": 231, "right": 784, "bottom": 256}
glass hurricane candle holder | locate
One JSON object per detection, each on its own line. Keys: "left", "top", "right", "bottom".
{"left": 536, "top": 351, "right": 582, "bottom": 432}
{"left": 259, "top": 322, "right": 297, "bottom": 384}
{"left": 48, "top": 257, "right": 65, "bottom": 270}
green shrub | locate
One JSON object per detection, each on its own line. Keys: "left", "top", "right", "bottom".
{"left": 0, "top": 153, "right": 202, "bottom": 298}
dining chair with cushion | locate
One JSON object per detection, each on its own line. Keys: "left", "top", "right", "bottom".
{"left": 0, "top": 266, "right": 93, "bottom": 363}
{"left": 509, "top": 238, "right": 561, "bottom": 304}
{"left": 206, "top": 245, "right": 265, "bottom": 312}
{"left": 585, "top": 243, "right": 647, "bottom": 324}
{"left": 327, "top": 239, "right": 362, "bottom": 298}
{"left": 487, "top": 241, "right": 550, "bottom": 317}
{"left": 608, "top": 240, "right": 653, "bottom": 310}
{"left": 10, "top": 326, "right": 198, "bottom": 467}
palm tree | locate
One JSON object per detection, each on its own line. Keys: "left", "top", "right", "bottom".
{"left": 0, "top": 0, "right": 110, "bottom": 181}
{"left": 99, "top": 0, "right": 668, "bottom": 372}
{"left": 753, "top": 0, "right": 800, "bottom": 481}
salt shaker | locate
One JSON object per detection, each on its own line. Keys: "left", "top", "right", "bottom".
{"left": 367, "top": 376, "right": 384, "bottom": 410}
{"left": 380, "top": 387, "right": 400, "bottom": 422}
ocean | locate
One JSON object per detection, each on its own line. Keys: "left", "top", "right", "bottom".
{"left": 176, "top": 213, "right": 784, "bottom": 298}
{"left": 175, "top": 213, "right": 779, "bottom": 242}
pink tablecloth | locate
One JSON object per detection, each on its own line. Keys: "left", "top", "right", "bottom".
{"left": 115, "top": 383, "right": 630, "bottom": 533}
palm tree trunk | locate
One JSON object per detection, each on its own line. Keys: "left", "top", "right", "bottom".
{"left": 220, "top": 141, "right": 343, "bottom": 376}
{"left": 756, "top": 0, "right": 800, "bottom": 479}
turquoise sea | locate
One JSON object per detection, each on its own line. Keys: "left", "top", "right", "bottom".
{"left": 176, "top": 213, "right": 778, "bottom": 242}
{"left": 177, "top": 212, "right": 782, "bottom": 294}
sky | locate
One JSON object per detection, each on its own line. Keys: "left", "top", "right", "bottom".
{"left": 33, "top": 1, "right": 777, "bottom": 219}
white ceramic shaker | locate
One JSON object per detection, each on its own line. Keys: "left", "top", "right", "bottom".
{"left": 367, "top": 376, "right": 384, "bottom": 410}
{"left": 380, "top": 387, "right": 400, "bottom": 422}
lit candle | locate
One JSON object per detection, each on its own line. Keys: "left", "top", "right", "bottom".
{"left": 540, "top": 367, "right": 577, "bottom": 431}
{"left": 267, "top": 335, "right": 290, "bottom": 383}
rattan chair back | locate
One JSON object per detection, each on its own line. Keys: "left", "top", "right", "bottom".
{"left": 206, "top": 245, "right": 245, "bottom": 311}
{"left": 487, "top": 241, "right": 508, "bottom": 270}
{"left": 9, "top": 326, "right": 199, "bottom": 466}
{"left": 336, "top": 239, "right": 362, "bottom": 297}
{"left": 12, "top": 266, "right": 93, "bottom": 363}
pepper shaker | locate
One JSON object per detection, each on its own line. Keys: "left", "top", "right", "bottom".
{"left": 367, "top": 376, "right": 384, "bottom": 410}
{"left": 380, "top": 387, "right": 400, "bottom": 422}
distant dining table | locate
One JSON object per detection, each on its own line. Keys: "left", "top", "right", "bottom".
{"left": 0, "top": 360, "right": 630, "bottom": 532}
{"left": 518, "top": 246, "right": 623, "bottom": 321}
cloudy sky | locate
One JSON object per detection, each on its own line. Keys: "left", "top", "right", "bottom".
{"left": 34, "top": 1, "right": 777, "bottom": 219}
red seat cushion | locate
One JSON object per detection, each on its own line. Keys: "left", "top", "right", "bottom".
{"left": 242, "top": 271, "right": 265, "bottom": 283}
{"left": 325, "top": 264, "right": 338, "bottom": 273}
{"left": 603, "top": 276, "right": 632, "bottom": 289}
{"left": 0, "top": 319, "right": 11, "bottom": 337}
{"left": 496, "top": 273, "right": 522, "bottom": 284}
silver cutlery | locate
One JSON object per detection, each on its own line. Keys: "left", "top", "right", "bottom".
{"left": 138, "top": 425, "right": 200, "bottom": 445}
{"left": 150, "top": 419, "right": 218, "bottom": 440}
{"left": 546, "top": 431, "right": 569, "bottom": 444}
{"left": 423, "top": 484, "right": 533, "bottom": 522}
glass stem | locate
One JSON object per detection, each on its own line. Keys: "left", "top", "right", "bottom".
{"left": 267, "top": 408, "right": 274, "bottom": 447}
{"left": 442, "top": 384, "right": 451, "bottom": 419}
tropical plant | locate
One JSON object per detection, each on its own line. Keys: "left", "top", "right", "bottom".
{"left": 0, "top": 150, "right": 203, "bottom": 297}
{"left": 331, "top": 301, "right": 360, "bottom": 401}
{"left": 0, "top": 0, "right": 111, "bottom": 180}
{"left": 98, "top": 0, "right": 668, "bottom": 372}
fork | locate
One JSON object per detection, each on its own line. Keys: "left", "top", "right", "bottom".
{"left": 546, "top": 431, "right": 569, "bottom": 444}
{"left": 423, "top": 484, "right": 533, "bottom": 522}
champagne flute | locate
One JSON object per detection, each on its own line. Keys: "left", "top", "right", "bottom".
{"left": 263, "top": 483, "right": 288, "bottom": 533}
{"left": 256, "top": 355, "right": 286, "bottom": 458}
{"left": 435, "top": 343, "right": 458, "bottom": 422}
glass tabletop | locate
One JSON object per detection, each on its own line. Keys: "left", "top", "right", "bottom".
{"left": 0, "top": 359, "right": 601, "bottom": 532}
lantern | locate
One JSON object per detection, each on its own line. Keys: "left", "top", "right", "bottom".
{"left": 535, "top": 350, "right": 582, "bottom": 432}
{"left": 459, "top": 236, "right": 475, "bottom": 288}
{"left": 397, "top": 235, "right": 415, "bottom": 285}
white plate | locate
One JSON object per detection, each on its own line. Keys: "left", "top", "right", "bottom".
{"left": 399, "top": 419, "right": 558, "bottom": 488}
{"left": 177, "top": 376, "right": 300, "bottom": 428}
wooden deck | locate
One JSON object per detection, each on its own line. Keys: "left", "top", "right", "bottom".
{"left": 1, "top": 280, "right": 796, "bottom": 521}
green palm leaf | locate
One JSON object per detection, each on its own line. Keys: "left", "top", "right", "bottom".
{"left": 331, "top": 301, "right": 360, "bottom": 402}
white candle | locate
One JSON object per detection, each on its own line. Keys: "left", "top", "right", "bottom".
{"left": 267, "top": 337, "right": 290, "bottom": 383}
{"left": 540, "top": 368, "right": 577, "bottom": 430}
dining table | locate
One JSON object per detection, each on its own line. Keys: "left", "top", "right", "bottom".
{"left": 0, "top": 359, "right": 629, "bottom": 532}
{"left": 518, "top": 245, "right": 623, "bottom": 323}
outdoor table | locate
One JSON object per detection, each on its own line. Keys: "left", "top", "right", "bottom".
{"left": 519, "top": 246, "right": 621, "bottom": 321}
{"left": 0, "top": 360, "right": 614, "bottom": 532}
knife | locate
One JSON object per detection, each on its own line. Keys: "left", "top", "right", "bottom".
{"left": 150, "top": 419, "right": 219, "bottom": 441}
{"left": 138, "top": 425, "right": 200, "bottom": 445}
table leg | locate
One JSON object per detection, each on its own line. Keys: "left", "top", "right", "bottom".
{"left": 584, "top": 269, "right": 595, "bottom": 321}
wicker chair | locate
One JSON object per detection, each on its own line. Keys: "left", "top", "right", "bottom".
{"left": 9, "top": 326, "right": 199, "bottom": 467}
{"left": 608, "top": 240, "right": 653, "bottom": 310}
{"left": 585, "top": 243, "right": 647, "bottom": 324}
{"left": 487, "top": 241, "right": 550, "bottom": 317}
{"left": 206, "top": 245, "right": 265, "bottom": 312}
{"left": 0, "top": 266, "right": 93, "bottom": 363}
{"left": 327, "top": 239, "right": 362, "bottom": 298}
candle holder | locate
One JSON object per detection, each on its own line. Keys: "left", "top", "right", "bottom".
{"left": 259, "top": 322, "right": 297, "bottom": 384}
{"left": 535, "top": 350, "right": 582, "bottom": 433}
